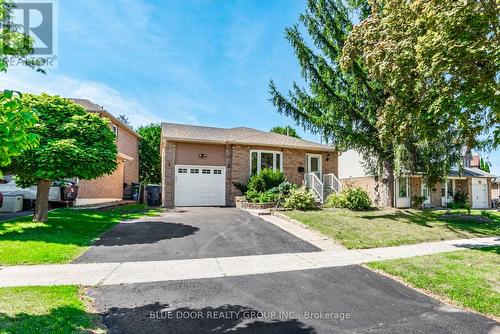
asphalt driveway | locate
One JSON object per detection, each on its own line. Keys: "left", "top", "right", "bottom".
{"left": 75, "top": 207, "right": 319, "bottom": 263}
{"left": 88, "top": 265, "right": 498, "bottom": 334}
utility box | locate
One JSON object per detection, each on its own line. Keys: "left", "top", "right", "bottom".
{"left": 0, "top": 194, "right": 24, "bottom": 213}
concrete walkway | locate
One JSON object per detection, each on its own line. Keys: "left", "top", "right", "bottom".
{"left": 1, "top": 236, "right": 497, "bottom": 288}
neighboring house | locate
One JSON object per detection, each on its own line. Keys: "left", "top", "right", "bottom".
{"left": 339, "top": 150, "right": 495, "bottom": 209}
{"left": 492, "top": 178, "right": 500, "bottom": 200}
{"left": 71, "top": 99, "right": 140, "bottom": 206}
{"left": 469, "top": 155, "right": 481, "bottom": 168}
{"left": 160, "top": 123, "right": 338, "bottom": 207}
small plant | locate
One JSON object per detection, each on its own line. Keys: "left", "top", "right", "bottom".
{"left": 325, "top": 187, "right": 372, "bottom": 211}
{"left": 257, "top": 190, "right": 277, "bottom": 203}
{"left": 247, "top": 169, "right": 286, "bottom": 193}
{"left": 325, "top": 193, "right": 347, "bottom": 208}
{"left": 284, "top": 186, "right": 316, "bottom": 210}
{"left": 480, "top": 210, "right": 494, "bottom": 220}
{"left": 411, "top": 195, "right": 427, "bottom": 209}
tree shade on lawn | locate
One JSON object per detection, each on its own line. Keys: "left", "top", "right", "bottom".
{"left": 0, "top": 204, "right": 160, "bottom": 265}
{"left": 368, "top": 246, "right": 500, "bottom": 318}
{"left": 285, "top": 209, "right": 500, "bottom": 249}
{"left": 8, "top": 94, "right": 118, "bottom": 222}
{"left": 0, "top": 286, "right": 103, "bottom": 333}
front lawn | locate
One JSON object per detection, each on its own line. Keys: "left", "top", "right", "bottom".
{"left": 285, "top": 209, "right": 500, "bottom": 249}
{"left": 368, "top": 246, "right": 500, "bottom": 318}
{"left": 0, "top": 204, "right": 160, "bottom": 265}
{"left": 0, "top": 285, "right": 103, "bottom": 333}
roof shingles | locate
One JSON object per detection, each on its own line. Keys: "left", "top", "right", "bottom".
{"left": 162, "top": 123, "right": 334, "bottom": 151}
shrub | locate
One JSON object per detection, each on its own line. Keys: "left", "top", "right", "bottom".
{"left": 324, "top": 193, "right": 347, "bottom": 208}
{"left": 411, "top": 195, "right": 427, "bottom": 209}
{"left": 245, "top": 190, "right": 261, "bottom": 203}
{"left": 258, "top": 190, "right": 277, "bottom": 203}
{"left": 233, "top": 181, "right": 248, "bottom": 194}
{"left": 247, "top": 169, "right": 286, "bottom": 193}
{"left": 324, "top": 187, "right": 372, "bottom": 211}
{"left": 453, "top": 190, "right": 470, "bottom": 209}
{"left": 283, "top": 186, "right": 316, "bottom": 210}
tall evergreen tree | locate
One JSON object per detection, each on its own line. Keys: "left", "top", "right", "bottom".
{"left": 269, "top": 0, "right": 394, "bottom": 206}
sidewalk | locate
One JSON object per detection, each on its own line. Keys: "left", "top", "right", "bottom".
{"left": 1, "top": 236, "right": 497, "bottom": 288}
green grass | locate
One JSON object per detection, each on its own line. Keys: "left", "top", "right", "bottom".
{"left": 0, "top": 204, "right": 160, "bottom": 265}
{"left": 368, "top": 246, "right": 500, "bottom": 317}
{"left": 0, "top": 285, "right": 103, "bottom": 333}
{"left": 285, "top": 209, "right": 500, "bottom": 249}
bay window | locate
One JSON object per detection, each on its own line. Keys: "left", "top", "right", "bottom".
{"left": 250, "top": 150, "right": 283, "bottom": 175}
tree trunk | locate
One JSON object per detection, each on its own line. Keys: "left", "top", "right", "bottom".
{"left": 379, "top": 160, "right": 395, "bottom": 207}
{"left": 33, "top": 179, "right": 51, "bottom": 223}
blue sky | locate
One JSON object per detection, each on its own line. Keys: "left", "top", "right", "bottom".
{"left": 2, "top": 0, "right": 499, "bottom": 174}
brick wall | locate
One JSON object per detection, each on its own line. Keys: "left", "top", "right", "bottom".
{"left": 162, "top": 141, "right": 338, "bottom": 207}
{"left": 117, "top": 127, "right": 139, "bottom": 186}
{"left": 162, "top": 141, "right": 176, "bottom": 207}
{"left": 491, "top": 181, "right": 498, "bottom": 201}
{"left": 77, "top": 160, "right": 124, "bottom": 199}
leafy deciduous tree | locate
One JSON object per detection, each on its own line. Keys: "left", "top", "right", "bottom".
{"left": 137, "top": 123, "right": 161, "bottom": 184}
{"left": 0, "top": 0, "right": 39, "bottom": 169}
{"left": 341, "top": 0, "right": 499, "bottom": 185}
{"left": 10, "top": 94, "right": 118, "bottom": 222}
{"left": 270, "top": 125, "right": 302, "bottom": 138}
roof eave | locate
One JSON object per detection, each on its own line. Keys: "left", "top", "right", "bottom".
{"left": 163, "top": 137, "right": 336, "bottom": 152}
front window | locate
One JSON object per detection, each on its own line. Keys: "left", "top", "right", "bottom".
{"left": 250, "top": 150, "right": 283, "bottom": 175}
{"left": 398, "top": 177, "right": 408, "bottom": 198}
{"left": 441, "top": 179, "right": 454, "bottom": 197}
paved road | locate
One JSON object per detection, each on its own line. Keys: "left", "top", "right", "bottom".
{"left": 88, "top": 266, "right": 498, "bottom": 334}
{"left": 75, "top": 208, "right": 319, "bottom": 263}
{"left": 0, "top": 210, "right": 32, "bottom": 221}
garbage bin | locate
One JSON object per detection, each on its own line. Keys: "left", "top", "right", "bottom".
{"left": 146, "top": 184, "right": 161, "bottom": 207}
{"left": 0, "top": 193, "right": 24, "bottom": 213}
{"left": 131, "top": 183, "right": 141, "bottom": 202}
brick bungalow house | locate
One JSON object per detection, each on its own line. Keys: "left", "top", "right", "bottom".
{"left": 160, "top": 123, "right": 339, "bottom": 207}
{"left": 71, "top": 99, "right": 140, "bottom": 206}
{"left": 339, "top": 150, "right": 495, "bottom": 209}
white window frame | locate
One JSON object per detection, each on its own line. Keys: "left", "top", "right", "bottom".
{"left": 249, "top": 150, "right": 283, "bottom": 175}
{"left": 112, "top": 123, "right": 118, "bottom": 137}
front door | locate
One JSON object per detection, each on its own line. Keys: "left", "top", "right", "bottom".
{"left": 422, "top": 183, "right": 431, "bottom": 207}
{"left": 307, "top": 154, "right": 322, "bottom": 179}
{"left": 396, "top": 177, "right": 410, "bottom": 208}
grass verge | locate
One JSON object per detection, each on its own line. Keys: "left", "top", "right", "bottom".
{"left": 0, "top": 285, "right": 104, "bottom": 333}
{"left": 0, "top": 204, "right": 160, "bottom": 265}
{"left": 367, "top": 246, "right": 500, "bottom": 318}
{"left": 285, "top": 209, "right": 499, "bottom": 249}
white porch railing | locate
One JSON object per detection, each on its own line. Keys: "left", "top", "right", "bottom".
{"left": 304, "top": 173, "right": 324, "bottom": 203}
{"left": 323, "top": 173, "right": 342, "bottom": 193}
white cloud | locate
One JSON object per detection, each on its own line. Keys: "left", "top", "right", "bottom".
{"left": 0, "top": 71, "right": 166, "bottom": 128}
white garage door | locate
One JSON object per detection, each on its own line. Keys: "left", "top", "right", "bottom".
{"left": 471, "top": 178, "right": 488, "bottom": 209}
{"left": 175, "top": 165, "right": 226, "bottom": 206}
